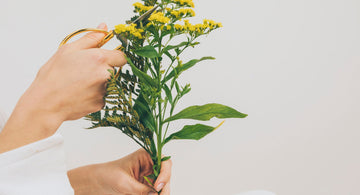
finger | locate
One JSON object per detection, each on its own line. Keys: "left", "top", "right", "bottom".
{"left": 101, "top": 49, "right": 127, "bottom": 67}
{"left": 125, "top": 176, "right": 156, "bottom": 195}
{"left": 160, "top": 183, "right": 170, "bottom": 195}
{"left": 154, "top": 158, "right": 172, "bottom": 192}
{"left": 72, "top": 23, "right": 108, "bottom": 49}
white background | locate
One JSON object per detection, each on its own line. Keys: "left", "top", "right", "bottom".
{"left": 1, "top": 0, "right": 360, "bottom": 194}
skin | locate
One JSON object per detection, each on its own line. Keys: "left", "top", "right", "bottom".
{"left": 0, "top": 23, "right": 171, "bottom": 195}
{"left": 68, "top": 149, "right": 172, "bottom": 195}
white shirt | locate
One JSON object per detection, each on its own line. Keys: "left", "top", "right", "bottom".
{"left": 0, "top": 132, "right": 74, "bottom": 195}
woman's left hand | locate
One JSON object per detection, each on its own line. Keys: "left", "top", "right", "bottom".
{"left": 68, "top": 149, "right": 172, "bottom": 195}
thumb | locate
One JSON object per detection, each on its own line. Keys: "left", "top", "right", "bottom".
{"left": 72, "top": 23, "right": 108, "bottom": 49}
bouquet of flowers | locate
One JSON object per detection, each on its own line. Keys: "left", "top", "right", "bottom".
{"left": 85, "top": 0, "right": 247, "bottom": 187}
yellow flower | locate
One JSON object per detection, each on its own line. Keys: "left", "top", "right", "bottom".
{"left": 133, "top": 2, "right": 153, "bottom": 13}
{"left": 160, "top": 25, "right": 172, "bottom": 31}
{"left": 170, "top": 10, "right": 180, "bottom": 18}
{"left": 114, "top": 23, "right": 144, "bottom": 39}
{"left": 180, "top": 20, "right": 196, "bottom": 32}
{"left": 174, "top": 24, "right": 184, "bottom": 31}
{"left": 172, "top": 0, "right": 195, "bottom": 8}
{"left": 174, "top": 18, "right": 221, "bottom": 34}
{"left": 203, "top": 19, "right": 222, "bottom": 30}
{"left": 194, "top": 24, "right": 204, "bottom": 33}
{"left": 133, "top": 32, "right": 142, "bottom": 38}
{"left": 114, "top": 24, "right": 127, "bottom": 33}
{"left": 170, "top": 8, "right": 195, "bottom": 18}
{"left": 148, "top": 12, "right": 171, "bottom": 24}
{"left": 185, "top": 9, "right": 196, "bottom": 17}
{"left": 133, "top": 2, "right": 143, "bottom": 8}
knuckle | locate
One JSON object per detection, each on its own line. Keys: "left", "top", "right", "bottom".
{"left": 85, "top": 33, "right": 102, "bottom": 44}
{"left": 137, "top": 148, "right": 148, "bottom": 154}
{"left": 92, "top": 51, "right": 107, "bottom": 64}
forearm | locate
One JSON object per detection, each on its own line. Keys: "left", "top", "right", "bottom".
{"left": 0, "top": 84, "right": 63, "bottom": 153}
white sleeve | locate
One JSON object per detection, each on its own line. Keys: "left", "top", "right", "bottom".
{"left": 0, "top": 133, "right": 74, "bottom": 195}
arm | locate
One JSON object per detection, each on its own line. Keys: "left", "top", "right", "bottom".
{"left": 0, "top": 23, "right": 126, "bottom": 153}
{"left": 0, "top": 23, "right": 172, "bottom": 195}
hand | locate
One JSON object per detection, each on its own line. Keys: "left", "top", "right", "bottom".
{"left": 68, "top": 149, "right": 172, "bottom": 195}
{"left": 0, "top": 23, "right": 126, "bottom": 153}
{"left": 31, "top": 23, "right": 126, "bottom": 121}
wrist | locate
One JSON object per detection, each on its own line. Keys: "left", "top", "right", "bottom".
{"left": 68, "top": 165, "right": 99, "bottom": 195}
{"left": 0, "top": 84, "right": 64, "bottom": 153}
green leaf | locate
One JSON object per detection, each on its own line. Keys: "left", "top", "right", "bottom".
{"left": 133, "top": 93, "right": 156, "bottom": 132}
{"left": 163, "top": 84, "right": 173, "bottom": 104}
{"left": 164, "top": 50, "right": 174, "bottom": 61}
{"left": 146, "top": 25, "right": 159, "bottom": 40}
{"left": 163, "top": 41, "right": 188, "bottom": 53}
{"left": 161, "top": 156, "right": 171, "bottom": 161}
{"left": 145, "top": 174, "right": 156, "bottom": 180}
{"left": 85, "top": 111, "right": 101, "bottom": 122}
{"left": 164, "top": 121, "right": 225, "bottom": 144}
{"left": 164, "top": 103, "right": 247, "bottom": 123}
{"left": 143, "top": 176, "right": 154, "bottom": 186}
{"left": 175, "top": 82, "right": 180, "bottom": 93}
{"left": 134, "top": 45, "right": 159, "bottom": 58}
{"left": 163, "top": 56, "right": 215, "bottom": 83}
{"left": 160, "top": 26, "right": 174, "bottom": 38}
{"left": 180, "top": 84, "right": 191, "bottom": 97}
{"left": 190, "top": 41, "right": 200, "bottom": 47}
{"left": 153, "top": 166, "right": 159, "bottom": 176}
{"left": 126, "top": 57, "right": 158, "bottom": 88}
{"left": 163, "top": 41, "right": 199, "bottom": 53}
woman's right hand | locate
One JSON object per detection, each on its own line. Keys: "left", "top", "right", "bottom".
{"left": 0, "top": 23, "right": 126, "bottom": 153}
{"left": 32, "top": 23, "right": 126, "bottom": 121}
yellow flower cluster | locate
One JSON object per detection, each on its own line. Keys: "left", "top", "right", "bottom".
{"left": 148, "top": 12, "right": 171, "bottom": 24}
{"left": 161, "top": 25, "right": 172, "bottom": 31}
{"left": 114, "top": 23, "right": 144, "bottom": 39}
{"left": 170, "top": 8, "right": 195, "bottom": 18}
{"left": 174, "top": 20, "right": 199, "bottom": 32}
{"left": 203, "top": 19, "right": 223, "bottom": 29}
{"left": 183, "top": 20, "right": 197, "bottom": 32}
{"left": 172, "top": 0, "right": 195, "bottom": 8}
{"left": 133, "top": 2, "right": 153, "bottom": 13}
{"left": 174, "top": 19, "right": 222, "bottom": 34}
{"left": 174, "top": 24, "right": 184, "bottom": 31}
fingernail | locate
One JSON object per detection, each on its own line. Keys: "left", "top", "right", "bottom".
{"left": 156, "top": 183, "right": 165, "bottom": 191}
{"left": 97, "top": 23, "right": 106, "bottom": 29}
{"left": 148, "top": 191, "right": 157, "bottom": 195}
